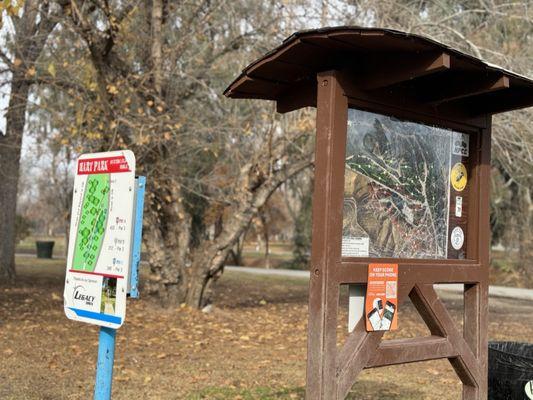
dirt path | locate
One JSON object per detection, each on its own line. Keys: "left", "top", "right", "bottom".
{"left": 1, "top": 258, "right": 532, "bottom": 399}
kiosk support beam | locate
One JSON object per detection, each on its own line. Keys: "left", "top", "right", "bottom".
{"left": 358, "top": 52, "right": 450, "bottom": 90}
{"left": 427, "top": 75, "right": 510, "bottom": 106}
{"left": 306, "top": 70, "right": 347, "bottom": 400}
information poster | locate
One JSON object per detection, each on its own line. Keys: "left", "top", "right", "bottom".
{"left": 343, "top": 109, "right": 470, "bottom": 260}
{"left": 365, "top": 263, "right": 398, "bottom": 332}
{"left": 64, "top": 150, "right": 136, "bottom": 329}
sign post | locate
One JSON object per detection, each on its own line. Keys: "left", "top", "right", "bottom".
{"left": 63, "top": 151, "right": 146, "bottom": 400}
{"left": 94, "top": 327, "right": 117, "bottom": 400}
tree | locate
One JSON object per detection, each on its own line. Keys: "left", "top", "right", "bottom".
{"left": 0, "top": 0, "right": 68, "bottom": 280}
{"left": 15, "top": 0, "right": 533, "bottom": 299}
{"left": 31, "top": 1, "right": 315, "bottom": 307}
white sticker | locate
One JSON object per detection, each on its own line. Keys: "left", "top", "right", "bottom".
{"left": 450, "top": 227, "right": 464, "bottom": 250}
{"left": 452, "top": 132, "right": 469, "bottom": 157}
{"left": 525, "top": 380, "right": 533, "bottom": 400}
{"left": 455, "top": 196, "right": 463, "bottom": 217}
{"left": 342, "top": 237, "right": 369, "bottom": 257}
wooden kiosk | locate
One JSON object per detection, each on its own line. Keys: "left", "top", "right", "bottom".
{"left": 225, "top": 27, "right": 533, "bottom": 400}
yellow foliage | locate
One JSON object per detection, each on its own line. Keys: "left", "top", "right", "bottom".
{"left": 47, "top": 63, "right": 56, "bottom": 78}
{"left": 0, "top": 0, "right": 22, "bottom": 18}
{"left": 107, "top": 84, "right": 118, "bottom": 94}
{"left": 138, "top": 134, "right": 150, "bottom": 145}
{"left": 25, "top": 66, "right": 35, "bottom": 77}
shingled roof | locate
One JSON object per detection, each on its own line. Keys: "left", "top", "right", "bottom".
{"left": 224, "top": 26, "right": 533, "bottom": 116}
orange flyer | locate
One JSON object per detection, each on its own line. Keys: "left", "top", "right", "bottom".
{"left": 365, "top": 263, "right": 398, "bottom": 332}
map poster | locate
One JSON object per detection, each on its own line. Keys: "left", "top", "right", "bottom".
{"left": 343, "top": 108, "right": 471, "bottom": 260}
{"left": 64, "top": 150, "right": 136, "bottom": 329}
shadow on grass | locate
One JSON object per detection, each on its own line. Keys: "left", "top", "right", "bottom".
{"left": 187, "top": 380, "right": 424, "bottom": 399}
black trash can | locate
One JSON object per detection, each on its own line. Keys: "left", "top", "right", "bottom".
{"left": 35, "top": 241, "right": 55, "bottom": 259}
{"left": 489, "top": 341, "right": 533, "bottom": 400}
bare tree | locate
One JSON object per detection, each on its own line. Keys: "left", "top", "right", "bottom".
{"left": 0, "top": 0, "right": 67, "bottom": 280}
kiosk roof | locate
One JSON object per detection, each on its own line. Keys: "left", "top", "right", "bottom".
{"left": 224, "top": 26, "right": 533, "bottom": 116}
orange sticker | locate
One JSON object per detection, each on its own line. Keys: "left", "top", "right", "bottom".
{"left": 365, "top": 263, "right": 398, "bottom": 332}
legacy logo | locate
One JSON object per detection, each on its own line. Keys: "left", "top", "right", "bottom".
{"left": 73, "top": 285, "right": 95, "bottom": 306}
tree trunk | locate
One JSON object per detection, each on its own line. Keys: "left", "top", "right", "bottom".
{"left": 259, "top": 213, "right": 271, "bottom": 269}
{"left": 150, "top": 0, "right": 164, "bottom": 96}
{"left": 0, "top": 75, "right": 30, "bottom": 280}
{"left": 143, "top": 156, "right": 311, "bottom": 308}
{"left": 0, "top": 0, "right": 63, "bottom": 280}
{"left": 518, "top": 186, "right": 532, "bottom": 283}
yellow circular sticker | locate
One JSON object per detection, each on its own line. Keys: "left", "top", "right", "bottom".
{"left": 451, "top": 163, "right": 467, "bottom": 192}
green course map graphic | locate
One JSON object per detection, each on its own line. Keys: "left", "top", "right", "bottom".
{"left": 72, "top": 174, "right": 110, "bottom": 271}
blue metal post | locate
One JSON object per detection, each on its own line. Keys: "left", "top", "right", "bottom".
{"left": 94, "top": 176, "right": 145, "bottom": 399}
{"left": 129, "top": 176, "right": 146, "bottom": 299}
{"left": 94, "top": 326, "right": 117, "bottom": 400}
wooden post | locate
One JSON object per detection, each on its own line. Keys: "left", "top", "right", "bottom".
{"left": 306, "top": 71, "right": 347, "bottom": 399}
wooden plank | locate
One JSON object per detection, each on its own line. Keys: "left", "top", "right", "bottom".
{"left": 409, "top": 285, "right": 448, "bottom": 336}
{"left": 366, "top": 336, "right": 457, "bottom": 367}
{"left": 335, "top": 262, "right": 483, "bottom": 285}
{"left": 276, "top": 81, "right": 316, "bottom": 113}
{"left": 356, "top": 52, "right": 451, "bottom": 90}
{"left": 274, "top": 39, "right": 339, "bottom": 69}
{"left": 428, "top": 75, "right": 509, "bottom": 105}
{"left": 336, "top": 321, "right": 385, "bottom": 400}
{"left": 467, "top": 85, "right": 533, "bottom": 116}
{"left": 412, "top": 284, "right": 481, "bottom": 388}
{"left": 231, "top": 76, "right": 289, "bottom": 97}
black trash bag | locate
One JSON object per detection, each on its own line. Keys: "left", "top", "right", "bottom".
{"left": 489, "top": 341, "right": 533, "bottom": 400}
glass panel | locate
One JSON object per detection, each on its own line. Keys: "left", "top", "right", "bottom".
{"left": 342, "top": 109, "right": 470, "bottom": 259}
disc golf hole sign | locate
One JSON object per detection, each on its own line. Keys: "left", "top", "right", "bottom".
{"left": 225, "top": 27, "right": 533, "bottom": 400}
{"left": 64, "top": 150, "right": 136, "bottom": 329}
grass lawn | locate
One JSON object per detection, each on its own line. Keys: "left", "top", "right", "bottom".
{"left": 1, "top": 257, "right": 532, "bottom": 399}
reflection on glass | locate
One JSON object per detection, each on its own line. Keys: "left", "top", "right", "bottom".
{"left": 343, "top": 109, "right": 460, "bottom": 259}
